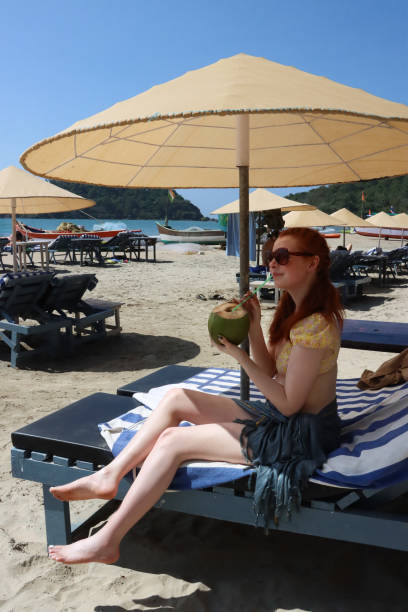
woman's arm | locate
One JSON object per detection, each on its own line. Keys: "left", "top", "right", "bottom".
{"left": 217, "top": 339, "right": 326, "bottom": 416}
{"left": 248, "top": 324, "right": 276, "bottom": 377}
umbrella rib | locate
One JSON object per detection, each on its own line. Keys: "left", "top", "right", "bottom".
{"left": 45, "top": 130, "right": 123, "bottom": 176}
{"left": 383, "top": 120, "right": 408, "bottom": 137}
{"left": 299, "top": 112, "right": 362, "bottom": 181}
{"left": 109, "top": 136, "right": 234, "bottom": 151}
{"left": 326, "top": 120, "right": 400, "bottom": 145}
{"left": 66, "top": 155, "right": 358, "bottom": 171}
{"left": 346, "top": 141, "right": 408, "bottom": 163}
{"left": 300, "top": 113, "right": 383, "bottom": 128}
{"left": 251, "top": 142, "right": 326, "bottom": 152}
{"left": 249, "top": 115, "right": 380, "bottom": 130}
{"left": 110, "top": 119, "right": 184, "bottom": 139}
{"left": 125, "top": 119, "right": 189, "bottom": 186}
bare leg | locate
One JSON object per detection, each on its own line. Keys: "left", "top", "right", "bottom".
{"left": 48, "top": 421, "right": 248, "bottom": 564}
{"left": 50, "top": 389, "right": 252, "bottom": 502}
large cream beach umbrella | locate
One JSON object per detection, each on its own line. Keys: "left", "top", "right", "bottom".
{"left": 20, "top": 53, "right": 408, "bottom": 285}
{"left": 0, "top": 165, "right": 95, "bottom": 271}
{"left": 20, "top": 53, "right": 408, "bottom": 396}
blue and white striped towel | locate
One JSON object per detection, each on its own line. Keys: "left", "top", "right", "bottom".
{"left": 99, "top": 368, "right": 408, "bottom": 491}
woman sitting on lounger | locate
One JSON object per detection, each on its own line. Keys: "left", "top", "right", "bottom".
{"left": 49, "top": 227, "right": 344, "bottom": 565}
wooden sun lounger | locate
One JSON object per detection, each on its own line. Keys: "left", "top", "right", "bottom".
{"left": 341, "top": 319, "right": 408, "bottom": 353}
{"left": 0, "top": 272, "right": 122, "bottom": 367}
{"left": 10, "top": 365, "right": 408, "bottom": 552}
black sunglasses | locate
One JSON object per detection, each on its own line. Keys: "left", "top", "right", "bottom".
{"left": 264, "top": 247, "right": 315, "bottom": 266}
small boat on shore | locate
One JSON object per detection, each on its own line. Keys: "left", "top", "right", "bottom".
{"left": 156, "top": 223, "right": 226, "bottom": 245}
{"left": 314, "top": 226, "right": 341, "bottom": 239}
{"left": 320, "top": 231, "right": 340, "bottom": 239}
{"left": 15, "top": 220, "right": 141, "bottom": 241}
{"left": 355, "top": 227, "right": 408, "bottom": 240}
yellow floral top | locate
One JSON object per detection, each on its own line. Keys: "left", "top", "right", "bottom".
{"left": 275, "top": 313, "right": 340, "bottom": 375}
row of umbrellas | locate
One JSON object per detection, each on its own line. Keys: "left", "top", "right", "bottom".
{"left": 2, "top": 167, "right": 405, "bottom": 272}
{"left": 212, "top": 187, "right": 408, "bottom": 246}
{"left": 4, "top": 52, "right": 408, "bottom": 395}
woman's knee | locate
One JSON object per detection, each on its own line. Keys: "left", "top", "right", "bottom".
{"left": 154, "top": 426, "right": 185, "bottom": 459}
{"left": 161, "top": 388, "right": 195, "bottom": 419}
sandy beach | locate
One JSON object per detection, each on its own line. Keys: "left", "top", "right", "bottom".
{"left": 1, "top": 233, "right": 408, "bottom": 612}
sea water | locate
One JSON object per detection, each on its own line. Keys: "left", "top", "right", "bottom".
{"left": 0, "top": 218, "right": 222, "bottom": 238}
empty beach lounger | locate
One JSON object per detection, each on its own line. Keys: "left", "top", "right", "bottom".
{"left": 47, "top": 235, "right": 76, "bottom": 264}
{"left": 40, "top": 272, "right": 122, "bottom": 342}
{"left": 0, "top": 270, "right": 73, "bottom": 366}
{"left": 0, "top": 271, "right": 122, "bottom": 366}
{"left": 11, "top": 365, "right": 408, "bottom": 551}
{"left": 329, "top": 251, "right": 372, "bottom": 300}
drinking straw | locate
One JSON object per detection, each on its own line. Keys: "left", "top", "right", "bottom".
{"left": 231, "top": 274, "right": 272, "bottom": 311}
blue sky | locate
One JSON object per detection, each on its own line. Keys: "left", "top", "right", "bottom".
{"left": 1, "top": 0, "right": 407, "bottom": 216}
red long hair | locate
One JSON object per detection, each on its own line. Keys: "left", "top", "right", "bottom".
{"left": 268, "top": 228, "right": 344, "bottom": 344}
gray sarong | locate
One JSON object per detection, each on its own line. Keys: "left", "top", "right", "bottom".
{"left": 234, "top": 398, "right": 341, "bottom": 527}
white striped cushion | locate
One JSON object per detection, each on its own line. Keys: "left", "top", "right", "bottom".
{"left": 99, "top": 368, "right": 408, "bottom": 491}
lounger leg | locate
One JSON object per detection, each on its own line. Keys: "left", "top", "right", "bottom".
{"left": 42, "top": 484, "right": 72, "bottom": 547}
{"left": 10, "top": 329, "right": 20, "bottom": 368}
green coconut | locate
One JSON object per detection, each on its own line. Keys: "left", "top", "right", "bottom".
{"left": 208, "top": 301, "right": 250, "bottom": 345}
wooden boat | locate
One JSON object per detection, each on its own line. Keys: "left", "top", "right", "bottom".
{"left": 15, "top": 220, "right": 141, "bottom": 241}
{"left": 314, "top": 226, "right": 341, "bottom": 239}
{"left": 355, "top": 227, "right": 408, "bottom": 240}
{"left": 320, "top": 232, "right": 340, "bottom": 238}
{"left": 156, "top": 223, "right": 226, "bottom": 245}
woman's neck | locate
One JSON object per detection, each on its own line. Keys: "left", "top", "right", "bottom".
{"left": 288, "top": 277, "right": 316, "bottom": 310}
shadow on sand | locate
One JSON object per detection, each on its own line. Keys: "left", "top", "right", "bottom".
{"left": 92, "top": 507, "right": 408, "bottom": 612}
{"left": 0, "top": 332, "right": 201, "bottom": 372}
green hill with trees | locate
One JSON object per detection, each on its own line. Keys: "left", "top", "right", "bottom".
{"left": 23, "top": 181, "right": 207, "bottom": 220}
{"left": 285, "top": 175, "right": 408, "bottom": 217}
{"left": 5, "top": 174, "right": 407, "bottom": 220}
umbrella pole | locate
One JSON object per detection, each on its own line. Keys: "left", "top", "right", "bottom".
{"left": 12, "top": 197, "right": 17, "bottom": 272}
{"left": 256, "top": 212, "right": 261, "bottom": 266}
{"left": 237, "top": 114, "right": 250, "bottom": 400}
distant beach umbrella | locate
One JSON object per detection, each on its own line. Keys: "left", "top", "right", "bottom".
{"left": 20, "top": 53, "right": 408, "bottom": 397}
{"left": 367, "top": 211, "right": 406, "bottom": 227}
{"left": 211, "top": 189, "right": 315, "bottom": 214}
{"left": 283, "top": 209, "right": 346, "bottom": 229}
{"left": 212, "top": 189, "right": 316, "bottom": 263}
{"left": 366, "top": 211, "right": 407, "bottom": 246}
{"left": 331, "top": 208, "right": 373, "bottom": 228}
{"left": 330, "top": 207, "right": 373, "bottom": 246}
{"left": 392, "top": 212, "right": 408, "bottom": 227}
{"left": 0, "top": 166, "right": 95, "bottom": 271}
{"left": 392, "top": 213, "right": 408, "bottom": 244}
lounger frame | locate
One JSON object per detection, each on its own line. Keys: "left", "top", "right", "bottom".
{"left": 10, "top": 366, "right": 408, "bottom": 552}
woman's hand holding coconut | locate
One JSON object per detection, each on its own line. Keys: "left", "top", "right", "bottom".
{"left": 214, "top": 333, "right": 246, "bottom": 362}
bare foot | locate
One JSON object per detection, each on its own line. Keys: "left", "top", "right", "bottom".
{"left": 48, "top": 532, "right": 119, "bottom": 565}
{"left": 50, "top": 470, "right": 118, "bottom": 502}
